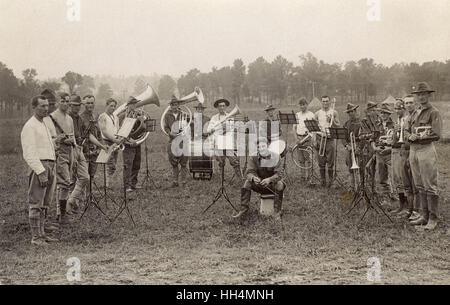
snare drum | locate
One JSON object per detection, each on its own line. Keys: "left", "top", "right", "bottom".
{"left": 268, "top": 139, "right": 287, "bottom": 158}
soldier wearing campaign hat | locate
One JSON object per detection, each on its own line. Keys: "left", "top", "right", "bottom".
{"left": 207, "top": 98, "right": 243, "bottom": 184}
{"left": 66, "top": 94, "right": 90, "bottom": 214}
{"left": 371, "top": 102, "right": 395, "bottom": 205}
{"left": 260, "top": 104, "right": 282, "bottom": 145}
{"left": 163, "top": 96, "right": 189, "bottom": 187}
{"left": 406, "top": 82, "right": 442, "bottom": 230}
{"left": 342, "top": 103, "right": 362, "bottom": 190}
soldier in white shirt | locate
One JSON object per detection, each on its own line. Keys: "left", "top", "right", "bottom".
{"left": 208, "top": 99, "right": 243, "bottom": 184}
{"left": 293, "top": 98, "right": 316, "bottom": 180}
{"left": 314, "top": 96, "right": 340, "bottom": 187}
{"left": 21, "top": 96, "right": 60, "bottom": 245}
{"left": 98, "top": 98, "right": 122, "bottom": 187}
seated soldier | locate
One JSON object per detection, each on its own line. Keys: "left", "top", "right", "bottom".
{"left": 232, "top": 137, "right": 286, "bottom": 219}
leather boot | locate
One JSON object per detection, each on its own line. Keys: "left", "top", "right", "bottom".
{"left": 180, "top": 166, "right": 188, "bottom": 185}
{"left": 274, "top": 191, "right": 284, "bottom": 215}
{"left": 328, "top": 168, "right": 334, "bottom": 188}
{"left": 421, "top": 194, "right": 439, "bottom": 231}
{"left": 410, "top": 193, "right": 428, "bottom": 226}
{"left": 40, "top": 210, "right": 59, "bottom": 242}
{"left": 30, "top": 217, "right": 47, "bottom": 246}
{"left": 319, "top": 168, "right": 326, "bottom": 187}
{"left": 391, "top": 193, "right": 405, "bottom": 215}
{"left": 171, "top": 166, "right": 179, "bottom": 187}
{"left": 58, "top": 200, "right": 71, "bottom": 225}
{"left": 232, "top": 188, "right": 250, "bottom": 218}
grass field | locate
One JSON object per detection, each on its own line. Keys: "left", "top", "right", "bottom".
{"left": 1, "top": 103, "right": 449, "bottom": 285}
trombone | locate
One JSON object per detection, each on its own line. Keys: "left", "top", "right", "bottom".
{"left": 319, "top": 99, "right": 335, "bottom": 156}
{"left": 349, "top": 131, "right": 360, "bottom": 191}
{"left": 397, "top": 117, "right": 405, "bottom": 144}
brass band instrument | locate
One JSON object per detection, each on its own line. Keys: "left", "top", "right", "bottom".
{"left": 160, "top": 87, "right": 205, "bottom": 137}
{"left": 318, "top": 98, "right": 335, "bottom": 157}
{"left": 111, "top": 84, "right": 160, "bottom": 151}
{"left": 397, "top": 117, "right": 405, "bottom": 144}
{"left": 209, "top": 105, "right": 241, "bottom": 133}
{"left": 415, "top": 126, "right": 432, "bottom": 137}
{"left": 350, "top": 131, "right": 360, "bottom": 191}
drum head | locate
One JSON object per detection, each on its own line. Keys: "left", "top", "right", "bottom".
{"left": 268, "top": 140, "right": 286, "bottom": 157}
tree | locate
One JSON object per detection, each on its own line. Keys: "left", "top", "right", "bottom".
{"left": 41, "top": 80, "right": 61, "bottom": 92}
{"left": 76, "top": 75, "right": 96, "bottom": 97}
{"left": 231, "top": 59, "right": 246, "bottom": 104}
{"left": 21, "top": 68, "right": 41, "bottom": 111}
{"left": 96, "top": 83, "right": 113, "bottom": 101}
{"left": 158, "top": 75, "right": 176, "bottom": 100}
{"left": 0, "top": 62, "right": 21, "bottom": 115}
{"left": 62, "top": 71, "right": 83, "bottom": 94}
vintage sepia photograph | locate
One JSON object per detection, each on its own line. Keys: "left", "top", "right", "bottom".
{"left": 0, "top": 0, "right": 449, "bottom": 288}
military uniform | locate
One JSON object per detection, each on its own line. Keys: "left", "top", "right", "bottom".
{"left": 293, "top": 110, "right": 315, "bottom": 179}
{"left": 401, "top": 109, "right": 418, "bottom": 214}
{"left": 50, "top": 108, "right": 75, "bottom": 221}
{"left": 80, "top": 110, "right": 102, "bottom": 177}
{"left": 238, "top": 151, "right": 286, "bottom": 214}
{"left": 67, "top": 110, "right": 90, "bottom": 208}
{"left": 315, "top": 107, "right": 340, "bottom": 186}
{"left": 408, "top": 102, "right": 442, "bottom": 227}
{"left": 374, "top": 116, "right": 394, "bottom": 195}
{"left": 164, "top": 108, "right": 189, "bottom": 185}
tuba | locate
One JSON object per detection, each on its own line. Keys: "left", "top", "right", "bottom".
{"left": 160, "top": 87, "right": 205, "bottom": 136}
{"left": 113, "top": 84, "right": 160, "bottom": 148}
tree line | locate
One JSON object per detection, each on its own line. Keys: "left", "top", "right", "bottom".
{"left": 1, "top": 53, "right": 450, "bottom": 117}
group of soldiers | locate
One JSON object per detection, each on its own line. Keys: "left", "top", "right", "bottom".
{"left": 338, "top": 82, "right": 441, "bottom": 231}
{"left": 20, "top": 82, "right": 442, "bottom": 244}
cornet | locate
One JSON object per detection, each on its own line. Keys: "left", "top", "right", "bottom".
{"left": 415, "top": 126, "right": 432, "bottom": 137}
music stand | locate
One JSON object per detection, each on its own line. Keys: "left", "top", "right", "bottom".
{"left": 303, "top": 119, "right": 322, "bottom": 185}
{"left": 141, "top": 119, "right": 157, "bottom": 189}
{"left": 109, "top": 162, "right": 136, "bottom": 226}
{"left": 278, "top": 111, "right": 298, "bottom": 187}
{"left": 203, "top": 149, "right": 238, "bottom": 214}
{"left": 328, "top": 127, "right": 347, "bottom": 188}
{"left": 79, "top": 156, "right": 113, "bottom": 223}
{"left": 228, "top": 115, "right": 255, "bottom": 185}
{"left": 345, "top": 141, "right": 393, "bottom": 225}
{"left": 79, "top": 120, "right": 112, "bottom": 223}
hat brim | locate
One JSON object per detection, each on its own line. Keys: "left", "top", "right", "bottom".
{"left": 264, "top": 107, "right": 276, "bottom": 112}
{"left": 411, "top": 89, "right": 435, "bottom": 94}
{"left": 380, "top": 109, "right": 393, "bottom": 114}
{"left": 345, "top": 105, "right": 359, "bottom": 113}
{"left": 214, "top": 99, "right": 230, "bottom": 108}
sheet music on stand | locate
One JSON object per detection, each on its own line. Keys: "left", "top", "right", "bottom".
{"left": 304, "top": 119, "right": 321, "bottom": 133}
{"left": 328, "top": 127, "right": 347, "bottom": 140}
{"left": 278, "top": 111, "right": 298, "bottom": 125}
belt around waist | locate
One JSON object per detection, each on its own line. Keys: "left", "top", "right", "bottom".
{"left": 41, "top": 159, "right": 55, "bottom": 163}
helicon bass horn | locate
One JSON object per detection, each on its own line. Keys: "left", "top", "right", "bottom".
{"left": 113, "top": 84, "right": 160, "bottom": 148}
{"left": 160, "top": 87, "right": 205, "bottom": 136}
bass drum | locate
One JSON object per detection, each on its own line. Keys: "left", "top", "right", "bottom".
{"left": 268, "top": 139, "right": 287, "bottom": 158}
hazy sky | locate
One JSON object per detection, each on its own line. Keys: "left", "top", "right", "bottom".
{"left": 1, "top": 0, "right": 449, "bottom": 79}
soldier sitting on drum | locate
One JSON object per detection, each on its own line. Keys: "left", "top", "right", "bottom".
{"left": 232, "top": 137, "right": 286, "bottom": 219}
